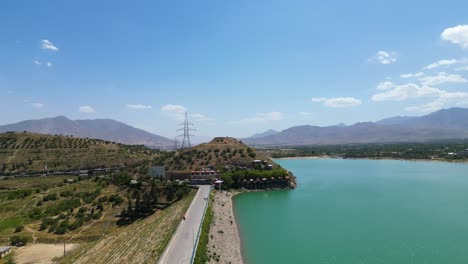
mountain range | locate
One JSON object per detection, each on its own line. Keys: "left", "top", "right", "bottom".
{"left": 244, "top": 108, "right": 468, "bottom": 146}
{"left": 0, "top": 116, "right": 173, "bottom": 148}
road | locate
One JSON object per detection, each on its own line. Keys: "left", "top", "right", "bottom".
{"left": 158, "top": 185, "right": 211, "bottom": 264}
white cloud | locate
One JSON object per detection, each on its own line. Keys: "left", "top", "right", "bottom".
{"left": 32, "top": 103, "right": 44, "bottom": 109}
{"left": 377, "top": 81, "right": 396, "bottom": 90}
{"left": 191, "top": 113, "right": 216, "bottom": 123}
{"left": 230, "top": 112, "right": 284, "bottom": 124}
{"left": 419, "top": 72, "right": 467, "bottom": 86}
{"left": 299, "top": 111, "right": 314, "bottom": 116}
{"left": 311, "top": 97, "right": 362, "bottom": 107}
{"left": 400, "top": 72, "right": 424, "bottom": 78}
{"left": 33, "top": 60, "right": 42, "bottom": 65}
{"left": 372, "top": 82, "right": 468, "bottom": 112}
{"left": 126, "top": 104, "right": 152, "bottom": 110}
{"left": 371, "top": 83, "right": 440, "bottom": 102}
{"left": 424, "top": 59, "right": 457, "bottom": 70}
{"left": 456, "top": 66, "right": 468, "bottom": 71}
{"left": 161, "top": 104, "right": 187, "bottom": 120}
{"left": 441, "top": 25, "right": 468, "bottom": 49}
{"left": 371, "top": 51, "right": 397, "bottom": 65}
{"left": 46, "top": 62, "right": 53, "bottom": 67}
{"left": 79, "top": 105, "right": 95, "bottom": 113}
{"left": 405, "top": 90, "right": 468, "bottom": 112}
{"left": 41, "top": 39, "right": 59, "bottom": 51}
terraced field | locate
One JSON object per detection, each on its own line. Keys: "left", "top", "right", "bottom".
{"left": 61, "top": 190, "right": 195, "bottom": 264}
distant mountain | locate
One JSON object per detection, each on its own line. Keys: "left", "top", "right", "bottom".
{"left": 375, "top": 116, "right": 417, "bottom": 125}
{"left": 248, "top": 129, "right": 279, "bottom": 139}
{"left": 244, "top": 108, "right": 468, "bottom": 146}
{"left": 0, "top": 116, "right": 173, "bottom": 148}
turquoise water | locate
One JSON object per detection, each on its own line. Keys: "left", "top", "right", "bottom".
{"left": 233, "top": 158, "right": 468, "bottom": 264}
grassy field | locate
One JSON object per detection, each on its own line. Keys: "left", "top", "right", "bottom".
{"left": 60, "top": 190, "right": 195, "bottom": 264}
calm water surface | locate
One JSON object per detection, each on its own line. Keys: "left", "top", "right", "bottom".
{"left": 233, "top": 158, "right": 468, "bottom": 264}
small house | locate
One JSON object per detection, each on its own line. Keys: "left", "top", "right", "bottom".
{"left": 0, "top": 246, "right": 12, "bottom": 259}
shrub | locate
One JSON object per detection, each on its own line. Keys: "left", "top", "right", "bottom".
{"left": 15, "top": 225, "right": 24, "bottom": 233}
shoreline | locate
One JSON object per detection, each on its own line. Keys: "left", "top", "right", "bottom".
{"left": 207, "top": 190, "right": 244, "bottom": 264}
{"left": 274, "top": 155, "right": 468, "bottom": 164}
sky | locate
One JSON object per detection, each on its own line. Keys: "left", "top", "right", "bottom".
{"left": 1, "top": 0, "right": 468, "bottom": 140}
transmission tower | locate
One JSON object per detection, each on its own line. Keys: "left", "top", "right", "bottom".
{"left": 177, "top": 112, "right": 195, "bottom": 149}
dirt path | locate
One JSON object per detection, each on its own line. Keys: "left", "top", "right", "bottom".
{"left": 14, "top": 243, "right": 79, "bottom": 264}
{"left": 25, "top": 226, "right": 37, "bottom": 244}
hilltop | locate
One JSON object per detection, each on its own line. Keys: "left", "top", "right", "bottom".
{"left": 165, "top": 137, "right": 275, "bottom": 171}
{"left": 0, "top": 132, "right": 164, "bottom": 175}
{"left": 0, "top": 116, "right": 173, "bottom": 149}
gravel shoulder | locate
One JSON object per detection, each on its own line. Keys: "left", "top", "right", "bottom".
{"left": 207, "top": 190, "right": 244, "bottom": 264}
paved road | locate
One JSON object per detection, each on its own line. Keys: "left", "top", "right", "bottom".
{"left": 159, "top": 185, "right": 211, "bottom": 264}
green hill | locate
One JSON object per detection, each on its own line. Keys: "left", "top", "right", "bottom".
{"left": 0, "top": 132, "right": 162, "bottom": 175}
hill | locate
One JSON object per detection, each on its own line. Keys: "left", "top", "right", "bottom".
{"left": 244, "top": 108, "right": 468, "bottom": 146}
{"left": 247, "top": 129, "right": 279, "bottom": 139}
{"left": 0, "top": 132, "right": 163, "bottom": 175}
{"left": 0, "top": 116, "right": 173, "bottom": 149}
{"left": 165, "top": 137, "right": 275, "bottom": 171}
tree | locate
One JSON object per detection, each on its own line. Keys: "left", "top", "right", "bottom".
{"left": 150, "top": 182, "right": 158, "bottom": 205}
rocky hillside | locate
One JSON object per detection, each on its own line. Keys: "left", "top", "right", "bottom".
{"left": 165, "top": 137, "right": 275, "bottom": 171}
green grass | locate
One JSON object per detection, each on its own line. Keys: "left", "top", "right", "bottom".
{"left": 194, "top": 193, "right": 213, "bottom": 264}
{"left": 0, "top": 216, "right": 23, "bottom": 232}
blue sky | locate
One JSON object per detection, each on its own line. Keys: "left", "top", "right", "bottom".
{"left": 1, "top": 0, "right": 468, "bottom": 139}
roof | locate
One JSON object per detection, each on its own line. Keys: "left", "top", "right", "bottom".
{"left": 0, "top": 246, "right": 12, "bottom": 253}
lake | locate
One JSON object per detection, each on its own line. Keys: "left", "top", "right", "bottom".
{"left": 233, "top": 158, "right": 468, "bottom": 264}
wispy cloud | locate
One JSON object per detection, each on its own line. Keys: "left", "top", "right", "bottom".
{"left": 401, "top": 72, "right": 424, "bottom": 78}
{"left": 371, "top": 83, "right": 440, "bottom": 102}
{"left": 441, "top": 25, "right": 468, "bottom": 49}
{"left": 41, "top": 39, "right": 59, "bottom": 51}
{"left": 311, "top": 97, "right": 362, "bottom": 107}
{"left": 376, "top": 81, "right": 396, "bottom": 90}
{"left": 161, "top": 104, "right": 187, "bottom": 120}
{"left": 79, "top": 105, "right": 95, "bottom": 113}
{"left": 191, "top": 113, "right": 216, "bottom": 123}
{"left": 33, "top": 60, "right": 42, "bottom": 65}
{"left": 32, "top": 103, "right": 44, "bottom": 109}
{"left": 371, "top": 51, "right": 397, "bottom": 65}
{"left": 230, "top": 112, "right": 284, "bottom": 124}
{"left": 46, "top": 62, "right": 53, "bottom": 67}
{"left": 126, "top": 104, "right": 152, "bottom": 110}
{"left": 419, "top": 72, "right": 467, "bottom": 86}
{"left": 371, "top": 82, "right": 468, "bottom": 113}
{"left": 424, "top": 59, "right": 457, "bottom": 70}
{"left": 299, "top": 111, "right": 314, "bottom": 116}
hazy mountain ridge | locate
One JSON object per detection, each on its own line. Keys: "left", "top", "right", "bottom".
{"left": 244, "top": 108, "right": 468, "bottom": 146}
{"left": 0, "top": 116, "right": 173, "bottom": 148}
{"left": 248, "top": 129, "right": 279, "bottom": 139}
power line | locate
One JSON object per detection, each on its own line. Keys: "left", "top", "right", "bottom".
{"left": 177, "top": 112, "right": 195, "bottom": 149}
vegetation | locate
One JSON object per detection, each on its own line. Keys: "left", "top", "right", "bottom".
{"left": 194, "top": 193, "right": 213, "bottom": 264}
{"left": 221, "top": 168, "right": 290, "bottom": 189}
{"left": 165, "top": 137, "right": 274, "bottom": 171}
{"left": 265, "top": 142, "right": 468, "bottom": 161}
{"left": 0, "top": 132, "right": 166, "bottom": 175}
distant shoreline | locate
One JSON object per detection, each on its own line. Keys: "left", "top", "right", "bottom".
{"left": 273, "top": 155, "right": 468, "bottom": 164}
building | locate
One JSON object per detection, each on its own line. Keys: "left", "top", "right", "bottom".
{"left": 149, "top": 166, "right": 166, "bottom": 179}
{"left": 0, "top": 246, "right": 12, "bottom": 259}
